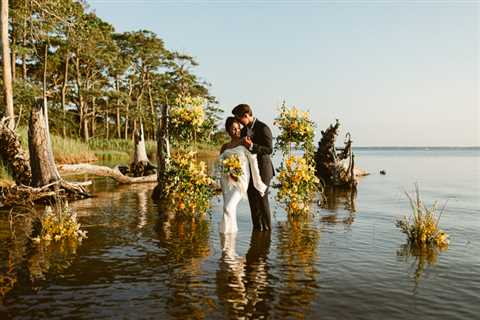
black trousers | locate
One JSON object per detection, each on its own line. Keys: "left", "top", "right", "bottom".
{"left": 247, "top": 178, "right": 272, "bottom": 231}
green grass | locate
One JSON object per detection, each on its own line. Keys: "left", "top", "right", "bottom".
{"left": 16, "top": 127, "right": 96, "bottom": 164}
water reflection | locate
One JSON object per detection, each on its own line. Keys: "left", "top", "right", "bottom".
{"left": 0, "top": 210, "right": 80, "bottom": 291}
{"left": 216, "top": 230, "right": 273, "bottom": 319}
{"left": 320, "top": 187, "right": 357, "bottom": 225}
{"left": 397, "top": 243, "right": 447, "bottom": 290}
{"left": 323, "top": 186, "right": 357, "bottom": 213}
{"left": 275, "top": 219, "right": 320, "bottom": 318}
{"left": 154, "top": 210, "right": 214, "bottom": 318}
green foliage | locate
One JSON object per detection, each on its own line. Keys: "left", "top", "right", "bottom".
{"left": 6, "top": 0, "right": 222, "bottom": 144}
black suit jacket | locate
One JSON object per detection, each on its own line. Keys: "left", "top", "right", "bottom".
{"left": 241, "top": 119, "right": 275, "bottom": 185}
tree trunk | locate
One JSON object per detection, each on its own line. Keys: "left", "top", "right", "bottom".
{"left": 148, "top": 83, "right": 157, "bottom": 140}
{"left": 11, "top": 37, "right": 16, "bottom": 81}
{"left": 130, "top": 122, "right": 154, "bottom": 177}
{"left": 105, "top": 108, "right": 109, "bottom": 140}
{"left": 74, "top": 54, "right": 88, "bottom": 141}
{"left": 28, "top": 99, "right": 60, "bottom": 188}
{"left": 83, "top": 118, "right": 89, "bottom": 142}
{"left": 152, "top": 104, "right": 170, "bottom": 201}
{"left": 132, "top": 119, "right": 137, "bottom": 141}
{"left": 61, "top": 52, "right": 69, "bottom": 137}
{"left": 91, "top": 97, "right": 96, "bottom": 138}
{"left": 1, "top": 0, "right": 15, "bottom": 130}
{"left": 116, "top": 107, "right": 121, "bottom": 138}
{"left": 22, "top": 17, "right": 27, "bottom": 79}
{"left": 124, "top": 80, "right": 133, "bottom": 140}
{"left": 0, "top": 118, "right": 31, "bottom": 186}
{"left": 42, "top": 45, "right": 49, "bottom": 125}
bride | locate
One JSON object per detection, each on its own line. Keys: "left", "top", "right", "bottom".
{"left": 219, "top": 117, "right": 267, "bottom": 234}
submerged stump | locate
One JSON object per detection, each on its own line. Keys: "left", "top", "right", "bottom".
{"left": 314, "top": 119, "right": 357, "bottom": 189}
{"left": 130, "top": 123, "right": 156, "bottom": 177}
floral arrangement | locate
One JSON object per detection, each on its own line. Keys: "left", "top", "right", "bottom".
{"left": 395, "top": 185, "right": 449, "bottom": 248}
{"left": 162, "top": 150, "right": 216, "bottom": 217}
{"left": 221, "top": 154, "right": 243, "bottom": 182}
{"left": 274, "top": 103, "right": 316, "bottom": 158}
{"left": 276, "top": 155, "right": 320, "bottom": 217}
{"left": 274, "top": 103, "right": 321, "bottom": 218}
{"left": 170, "top": 95, "right": 205, "bottom": 145}
{"left": 31, "top": 201, "right": 88, "bottom": 243}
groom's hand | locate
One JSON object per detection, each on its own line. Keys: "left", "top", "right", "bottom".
{"left": 242, "top": 136, "right": 253, "bottom": 150}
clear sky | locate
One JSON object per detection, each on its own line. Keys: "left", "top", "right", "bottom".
{"left": 89, "top": 0, "right": 479, "bottom": 146}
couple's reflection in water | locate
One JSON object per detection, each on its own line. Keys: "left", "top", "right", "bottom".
{"left": 217, "top": 230, "right": 272, "bottom": 319}
{"left": 217, "top": 219, "right": 321, "bottom": 319}
{"left": 156, "top": 203, "right": 321, "bottom": 319}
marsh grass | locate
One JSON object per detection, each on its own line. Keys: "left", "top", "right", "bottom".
{"left": 89, "top": 138, "right": 157, "bottom": 160}
{"left": 395, "top": 184, "right": 449, "bottom": 248}
{"left": 16, "top": 127, "right": 96, "bottom": 163}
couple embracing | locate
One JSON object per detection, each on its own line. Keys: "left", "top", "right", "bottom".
{"left": 219, "top": 104, "right": 274, "bottom": 233}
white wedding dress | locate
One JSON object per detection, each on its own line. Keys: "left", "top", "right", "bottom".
{"left": 219, "top": 145, "right": 267, "bottom": 234}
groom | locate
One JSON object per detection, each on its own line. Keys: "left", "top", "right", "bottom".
{"left": 233, "top": 104, "right": 274, "bottom": 231}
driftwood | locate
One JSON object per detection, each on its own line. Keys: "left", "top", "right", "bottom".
{"left": 314, "top": 120, "right": 363, "bottom": 188}
{"left": 58, "top": 163, "right": 157, "bottom": 184}
{"left": 0, "top": 180, "right": 90, "bottom": 208}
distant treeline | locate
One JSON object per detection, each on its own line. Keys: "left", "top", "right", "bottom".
{"left": 1, "top": 0, "right": 223, "bottom": 143}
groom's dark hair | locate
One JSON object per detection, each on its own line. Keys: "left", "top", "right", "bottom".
{"left": 232, "top": 104, "right": 252, "bottom": 117}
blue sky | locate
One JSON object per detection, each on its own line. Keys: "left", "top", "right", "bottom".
{"left": 89, "top": 0, "right": 479, "bottom": 146}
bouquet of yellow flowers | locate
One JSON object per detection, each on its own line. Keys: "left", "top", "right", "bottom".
{"left": 162, "top": 151, "right": 216, "bottom": 217}
{"left": 274, "top": 103, "right": 315, "bottom": 157}
{"left": 170, "top": 95, "right": 206, "bottom": 145}
{"left": 222, "top": 154, "right": 243, "bottom": 182}
{"left": 276, "top": 155, "right": 320, "bottom": 217}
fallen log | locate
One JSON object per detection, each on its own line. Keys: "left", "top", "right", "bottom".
{"left": 58, "top": 163, "right": 157, "bottom": 184}
{"left": 0, "top": 180, "right": 90, "bottom": 208}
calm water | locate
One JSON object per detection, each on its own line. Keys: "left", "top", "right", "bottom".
{"left": 1, "top": 148, "right": 479, "bottom": 319}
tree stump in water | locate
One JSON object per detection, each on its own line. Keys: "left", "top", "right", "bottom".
{"left": 24, "top": 99, "right": 89, "bottom": 202}
{"left": 314, "top": 119, "right": 357, "bottom": 189}
{"left": 28, "top": 99, "right": 61, "bottom": 187}
{"left": 130, "top": 123, "right": 156, "bottom": 177}
{"left": 152, "top": 104, "right": 170, "bottom": 202}
{"left": 0, "top": 118, "right": 31, "bottom": 186}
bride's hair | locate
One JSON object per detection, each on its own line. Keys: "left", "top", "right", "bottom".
{"left": 225, "top": 116, "right": 239, "bottom": 132}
